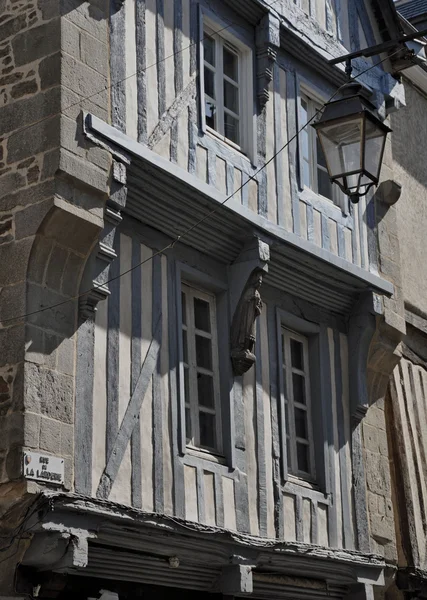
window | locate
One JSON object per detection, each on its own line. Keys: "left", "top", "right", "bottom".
{"left": 281, "top": 327, "right": 315, "bottom": 479}
{"left": 181, "top": 283, "right": 222, "bottom": 453}
{"left": 201, "top": 17, "right": 254, "bottom": 158}
{"left": 299, "top": 93, "right": 335, "bottom": 202}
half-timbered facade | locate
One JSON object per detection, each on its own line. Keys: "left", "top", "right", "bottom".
{"left": 0, "top": 0, "right": 419, "bottom": 599}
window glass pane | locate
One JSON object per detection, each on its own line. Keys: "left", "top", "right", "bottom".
{"left": 185, "top": 407, "right": 192, "bottom": 442}
{"left": 205, "top": 99, "right": 216, "bottom": 129}
{"left": 317, "top": 137, "right": 328, "bottom": 169}
{"left": 224, "top": 80, "right": 239, "bottom": 114}
{"left": 181, "top": 292, "right": 186, "bottom": 325}
{"left": 183, "top": 329, "right": 188, "bottom": 363}
{"left": 197, "top": 373, "right": 215, "bottom": 408}
{"left": 224, "top": 113, "right": 239, "bottom": 144}
{"left": 297, "top": 442, "right": 309, "bottom": 473}
{"left": 194, "top": 297, "right": 211, "bottom": 332}
{"left": 199, "top": 411, "right": 216, "bottom": 448}
{"left": 196, "top": 335, "right": 212, "bottom": 369}
{"left": 204, "top": 34, "right": 215, "bottom": 66}
{"left": 292, "top": 373, "right": 306, "bottom": 405}
{"left": 290, "top": 338, "right": 304, "bottom": 370}
{"left": 285, "top": 402, "right": 290, "bottom": 434}
{"left": 223, "top": 46, "right": 238, "bottom": 81}
{"left": 184, "top": 366, "right": 190, "bottom": 401}
{"left": 301, "top": 129, "right": 310, "bottom": 162}
{"left": 204, "top": 67, "right": 215, "bottom": 99}
{"left": 295, "top": 407, "right": 308, "bottom": 439}
{"left": 318, "top": 167, "right": 333, "bottom": 200}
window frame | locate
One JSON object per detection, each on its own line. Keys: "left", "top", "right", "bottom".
{"left": 181, "top": 282, "right": 222, "bottom": 454}
{"left": 199, "top": 11, "right": 256, "bottom": 162}
{"left": 298, "top": 83, "right": 348, "bottom": 214}
{"left": 281, "top": 327, "right": 316, "bottom": 480}
{"left": 176, "top": 262, "right": 232, "bottom": 463}
{"left": 276, "top": 309, "right": 328, "bottom": 490}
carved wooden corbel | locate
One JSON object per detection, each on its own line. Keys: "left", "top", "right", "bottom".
{"left": 255, "top": 13, "right": 280, "bottom": 110}
{"left": 228, "top": 238, "right": 270, "bottom": 376}
{"left": 79, "top": 159, "right": 128, "bottom": 320}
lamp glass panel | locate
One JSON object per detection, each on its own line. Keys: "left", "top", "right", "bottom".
{"left": 364, "top": 118, "right": 387, "bottom": 181}
{"left": 317, "top": 116, "right": 363, "bottom": 178}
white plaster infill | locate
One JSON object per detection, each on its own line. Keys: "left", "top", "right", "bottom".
{"left": 85, "top": 113, "right": 394, "bottom": 297}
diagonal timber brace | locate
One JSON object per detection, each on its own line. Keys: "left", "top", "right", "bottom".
{"left": 96, "top": 316, "right": 162, "bottom": 499}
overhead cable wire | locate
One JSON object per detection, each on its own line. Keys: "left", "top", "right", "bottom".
{"left": 0, "top": 50, "right": 400, "bottom": 326}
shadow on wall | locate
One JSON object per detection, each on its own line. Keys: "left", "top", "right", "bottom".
{"left": 390, "top": 82, "right": 427, "bottom": 189}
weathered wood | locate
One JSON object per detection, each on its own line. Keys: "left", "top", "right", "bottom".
{"left": 136, "top": 0, "right": 147, "bottom": 144}
{"left": 152, "top": 255, "right": 164, "bottom": 512}
{"left": 255, "top": 322, "right": 268, "bottom": 537}
{"left": 334, "top": 329, "right": 353, "bottom": 549}
{"left": 75, "top": 316, "right": 95, "bottom": 495}
{"left": 97, "top": 316, "right": 162, "bottom": 499}
{"left": 110, "top": 0, "right": 126, "bottom": 132}
{"left": 131, "top": 238, "right": 143, "bottom": 508}
{"left": 156, "top": 0, "right": 166, "bottom": 119}
{"left": 319, "top": 325, "right": 338, "bottom": 547}
{"left": 171, "top": 0, "right": 183, "bottom": 163}
{"left": 168, "top": 258, "right": 185, "bottom": 518}
{"left": 285, "top": 69, "right": 300, "bottom": 236}
{"left": 106, "top": 233, "right": 121, "bottom": 461}
{"left": 267, "top": 303, "right": 283, "bottom": 538}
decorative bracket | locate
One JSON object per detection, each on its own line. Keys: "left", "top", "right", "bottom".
{"left": 79, "top": 159, "right": 127, "bottom": 320}
{"left": 348, "top": 291, "right": 381, "bottom": 422}
{"left": 256, "top": 13, "right": 280, "bottom": 110}
{"left": 228, "top": 238, "right": 270, "bottom": 376}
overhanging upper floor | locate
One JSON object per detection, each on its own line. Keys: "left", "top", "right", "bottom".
{"left": 86, "top": 113, "right": 393, "bottom": 316}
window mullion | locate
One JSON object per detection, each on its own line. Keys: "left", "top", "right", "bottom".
{"left": 187, "top": 289, "right": 199, "bottom": 446}
{"left": 303, "top": 338, "right": 316, "bottom": 478}
{"left": 217, "top": 37, "right": 224, "bottom": 136}
{"left": 210, "top": 296, "right": 222, "bottom": 453}
{"left": 284, "top": 333, "right": 297, "bottom": 474}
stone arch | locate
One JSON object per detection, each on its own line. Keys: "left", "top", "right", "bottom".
{"left": 4, "top": 197, "right": 102, "bottom": 489}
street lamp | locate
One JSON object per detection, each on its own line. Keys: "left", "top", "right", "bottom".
{"left": 313, "top": 82, "right": 391, "bottom": 204}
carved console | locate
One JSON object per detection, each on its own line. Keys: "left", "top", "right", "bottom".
{"left": 79, "top": 159, "right": 128, "bottom": 320}
{"left": 228, "top": 238, "right": 270, "bottom": 376}
{"left": 255, "top": 13, "right": 280, "bottom": 109}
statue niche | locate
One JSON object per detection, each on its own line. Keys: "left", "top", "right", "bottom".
{"left": 230, "top": 270, "right": 263, "bottom": 376}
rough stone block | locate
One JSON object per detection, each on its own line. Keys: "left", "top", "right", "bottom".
{"left": 56, "top": 336, "right": 75, "bottom": 376}
{"left": 25, "top": 363, "right": 73, "bottom": 423}
{"left": 61, "top": 53, "right": 108, "bottom": 110}
{"left": 370, "top": 514, "right": 395, "bottom": 544}
{"left": 0, "top": 282, "right": 25, "bottom": 324}
{"left": 1, "top": 179, "right": 55, "bottom": 212}
{"left": 26, "top": 282, "right": 76, "bottom": 338}
{"left": 12, "top": 19, "right": 60, "bottom": 67}
{"left": 26, "top": 235, "right": 53, "bottom": 284}
{"left": 14, "top": 199, "right": 52, "bottom": 240}
{"left": 80, "top": 30, "right": 108, "bottom": 74}
{"left": 0, "top": 171, "right": 25, "bottom": 199}
{"left": 45, "top": 245, "right": 69, "bottom": 291}
{"left": 365, "top": 451, "right": 391, "bottom": 496}
{"left": 60, "top": 422, "right": 74, "bottom": 456}
{"left": 61, "top": 17, "right": 80, "bottom": 60}
{"left": 10, "top": 79, "right": 38, "bottom": 99}
{"left": 7, "top": 114, "right": 60, "bottom": 163}
{"left": 0, "top": 13, "right": 26, "bottom": 43}
{"left": 38, "top": 52, "right": 61, "bottom": 90}
{"left": 87, "top": 146, "right": 110, "bottom": 172}
{"left": 23, "top": 412, "right": 40, "bottom": 448}
{"left": 58, "top": 148, "right": 108, "bottom": 194}
{"left": 41, "top": 149, "right": 60, "bottom": 181}
{"left": 61, "top": 0, "right": 108, "bottom": 39}
{"left": 39, "top": 415, "right": 61, "bottom": 453}
{"left": 60, "top": 251, "right": 85, "bottom": 298}
{"left": 38, "top": 0, "right": 60, "bottom": 20}
{"left": 25, "top": 325, "right": 57, "bottom": 369}
{"left": 0, "top": 236, "right": 32, "bottom": 286}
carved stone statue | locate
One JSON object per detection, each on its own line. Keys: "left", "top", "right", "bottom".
{"left": 230, "top": 270, "right": 264, "bottom": 376}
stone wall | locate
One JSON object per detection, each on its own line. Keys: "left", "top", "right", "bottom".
{"left": 0, "top": 0, "right": 111, "bottom": 509}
